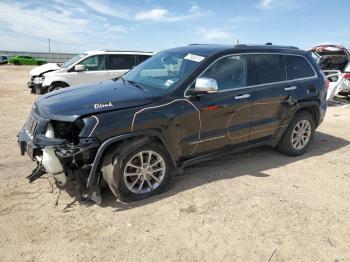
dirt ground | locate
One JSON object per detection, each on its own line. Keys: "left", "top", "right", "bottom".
{"left": 0, "top": 65, "right": 349, "bottom": 262}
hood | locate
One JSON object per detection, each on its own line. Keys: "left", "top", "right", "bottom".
{"left": 310, "top": 45, "right": 350, "bottom": 72}
{"left": 30, "top": 63, "right": 60, "bottom": 76}
{"left": 36, "top": 80, "right": 159, "bottom": 122}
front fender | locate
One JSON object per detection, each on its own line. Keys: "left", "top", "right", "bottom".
{"left": 86, "top": 130, "right": 177, "bottom": 188}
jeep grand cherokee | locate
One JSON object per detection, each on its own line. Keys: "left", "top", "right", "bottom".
{"left": 18, "top": 44, "right": 328, "bottom": 203}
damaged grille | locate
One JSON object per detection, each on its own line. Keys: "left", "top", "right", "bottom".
{"left": 25, "top": 111, "right": 39, "bottom": 140}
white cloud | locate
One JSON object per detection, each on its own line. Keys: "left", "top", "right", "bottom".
{"left": 134, "top": 5, "right": 204, "bottom": 22}
{"left": 0, "top": 1, "right": 131, "bottom": 52}
{"left": 81, "top": 0, "right": 131, "bottom": 20}
{"left": 195, "top": 28, "right": 233, "bottom": 42}
{"left": 260, "top": 0, "right": 274, "bottom": 9}
{"left": 229, "top": 16, "right": 249, "bottom": 23}
{"left": 258, "top": 0, "right": 300, "bottom": 10}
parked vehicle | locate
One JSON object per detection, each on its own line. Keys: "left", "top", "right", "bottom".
{"left": 18, "top": 44, "right": 328, "bottom": 203}
{"left": 310, "top": 44, "right": 350, "bottom": 99}
{"left": 27, "top": 63, "right": 61, "bottom": 94}
{"left": 30, "top": 50, "right": 153, "bottom": 94}
{"left": 0, "top": 55, "right": 8, "bottom": 64}
{"left": 9, "top": 55, "right": 47, "bottom": 66}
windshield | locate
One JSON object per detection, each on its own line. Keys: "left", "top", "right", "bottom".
{"left": 122, "top": 51, "right": 206, "bottom": 93}
{"left": 61, "top": 53, "right": 88, "bottom": 69}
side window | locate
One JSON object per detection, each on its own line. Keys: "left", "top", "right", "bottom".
{"left": 201, "top": 55, "right": 246, "bottom": 91}
{"left": 106, "top": 55, "right": 136, "bottom": 70}
{"left": 248, "top": 54, "right": 286, "bottom": 85}
{"left": 80, "top": 55, "right": 105, "bottom": 71}
{"left": 285, "top": 55, "right": 315, "bottom": 80}
{"left": 137, "top": 55, "right": 151, "bottom": 65}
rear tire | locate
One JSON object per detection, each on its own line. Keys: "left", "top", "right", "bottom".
{"left": 277, "top": 111, "right": 315, "bottom": 156}
{"left": 101, "top": 139, "right": 173, "bottom": 202}
{"left": 37, "top": 61, "right": 43, "bottom": 66}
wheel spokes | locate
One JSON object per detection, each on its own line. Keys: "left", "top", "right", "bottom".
{"left": 123, "top": 150, "right": 166, "bottom": 194}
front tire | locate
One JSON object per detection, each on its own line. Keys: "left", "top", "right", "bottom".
{"left": 102, "top": 140, "right": 173, "bottom": 202}
{"left": 277, "top": 111, "right": 315, "bottom": 156}
{"left": 13, "top": 60, "right": 20, "bottom": 65}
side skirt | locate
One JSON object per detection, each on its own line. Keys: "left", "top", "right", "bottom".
{"left": 181, "top": 139, "right": 277, "bottom": 168}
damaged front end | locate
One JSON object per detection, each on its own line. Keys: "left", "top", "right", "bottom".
{"left": 18, "top": 108, "right": 102, "bottom": 203}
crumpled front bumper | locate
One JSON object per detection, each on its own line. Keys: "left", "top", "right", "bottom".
{"left": 18, "top": 119, "right": 102, "bottom": 202}
{"left": 27, "top": 80, "right": 44, "bottom": 92}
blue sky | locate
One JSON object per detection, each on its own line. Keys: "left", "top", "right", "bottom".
{"left": 1, "top": 0, "right": 350, "bottom": 53}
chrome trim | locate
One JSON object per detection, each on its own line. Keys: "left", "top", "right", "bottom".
{"left": 235, "top": 94, "right": 250, "bottom": 99}
{"left": 184, "top": 53, "right": 318, "bottom": 98}
{"left": 285, "top": 86, "right": 297, "bottom": 91}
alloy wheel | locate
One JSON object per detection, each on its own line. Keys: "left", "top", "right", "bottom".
{"left": 123, "top": 150, "right": 166, "bottom": 194}
{"left": 291, "top": 119, "right": 312, "bottom": 150}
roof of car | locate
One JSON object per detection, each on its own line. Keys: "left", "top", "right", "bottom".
{"left": 84, "top": 50, "right": 154, "bottom": 55}
{"left": 166, "top": 44, "right": 307, "bottom": 56}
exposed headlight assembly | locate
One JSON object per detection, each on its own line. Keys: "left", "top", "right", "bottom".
{"left": 33, "top": 76, "right": 45, "bottom": 84}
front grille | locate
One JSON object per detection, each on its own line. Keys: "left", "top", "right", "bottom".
{"left": 25, "top": 111, "right": 39, "bottom": 140}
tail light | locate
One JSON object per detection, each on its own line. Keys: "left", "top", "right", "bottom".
{"left": 343, "top": 73, "right": 350, "bottom": 79}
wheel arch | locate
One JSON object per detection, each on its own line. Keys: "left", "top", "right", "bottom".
{"left": 86, "top": 130, "right": 177, "bottom": 188}
{"left": 51, "top": 81, "right": 70, "bottom": 88}
{"left": 297, "top": 102, "right": 321, "bottom": 126}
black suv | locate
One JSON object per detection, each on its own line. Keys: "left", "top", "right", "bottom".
{"left": 18, "top": 44, "right": 328, "bottom": 203}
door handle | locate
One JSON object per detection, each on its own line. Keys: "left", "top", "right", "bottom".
{"left": 285, "top": 86, "right": 297, "bottom": 91}
{"left": 235, "top": 93, "right": 251, "bottom": 99}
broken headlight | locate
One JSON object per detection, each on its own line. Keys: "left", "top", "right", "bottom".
{"left": 33, "top": 76, "right": 45, "bottom": 84}
{"left": 47, "top": 119, "right": 85, "bottom": 145}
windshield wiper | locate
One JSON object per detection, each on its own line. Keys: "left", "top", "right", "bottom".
{"left": 125, "top": 79, "right": 146, "bottom": 91}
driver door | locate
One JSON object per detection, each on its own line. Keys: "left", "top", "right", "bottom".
{"left": 181, "top": 54, "right": 253, "bottom": 157}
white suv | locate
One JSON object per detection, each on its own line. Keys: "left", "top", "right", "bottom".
{"left": 29, "top": 50, "right": 153, "bottom": 94}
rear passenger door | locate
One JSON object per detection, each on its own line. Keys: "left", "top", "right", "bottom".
{"left": 248, "top": 54, "right": 292, "bottom": 141}
{"left": 105, "top": 55, "right": 136, "bottom": 79}
{"left": 284, "top": 54, "right": 318, "bottom": 98}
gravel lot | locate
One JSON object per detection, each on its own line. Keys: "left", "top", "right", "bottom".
{"left": 0, "top": 65, "right": 349, "bottom": 262}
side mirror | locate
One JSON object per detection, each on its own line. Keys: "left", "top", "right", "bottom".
{"left": 188, "top": 77, "right": 218, "bottom": 95}
{"left": 74, "top": 64, "right": 86, "bottom": 72}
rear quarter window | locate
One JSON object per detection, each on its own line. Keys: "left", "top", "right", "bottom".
{"left": 137, "top": 55, "right": 151, "bottom": 65}
{"left": 248, "top": 54, "right": 286, "bottom": 85}
{"left": 285, "top": 55, "right": 315, "bottom": 80}
{"left": 106, "top": 55, "right": 136, "bottom": 70}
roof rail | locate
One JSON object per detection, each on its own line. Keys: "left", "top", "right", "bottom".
{"left": 234, "top": 44, "right": 299, "bottom": 50}
{"left": 188, "top": 43, "right": 214, "bottom": 46}
{"left": 101, "top": 49, "right": 153, "bottom": 53}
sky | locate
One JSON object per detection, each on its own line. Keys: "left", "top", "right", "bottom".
{"left": 1, "top": 0, "right": 350, "bottom": 53}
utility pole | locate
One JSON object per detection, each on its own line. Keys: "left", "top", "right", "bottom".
{"left": 48, "top": 38, "right": 51, "bottom": 53}
{"left": 236, "top": 38, "right": 239, "bottom": 45}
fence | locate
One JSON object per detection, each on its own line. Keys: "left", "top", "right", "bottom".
{"left": 0, "top": 50, "right": 77, "bottom": 63}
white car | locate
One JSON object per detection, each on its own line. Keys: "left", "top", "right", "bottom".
{"left": 29, "top": 50, "right": 153, "bottom": 94}
{"left": 310, "top": 44, "right": 350, "bottom": 100}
